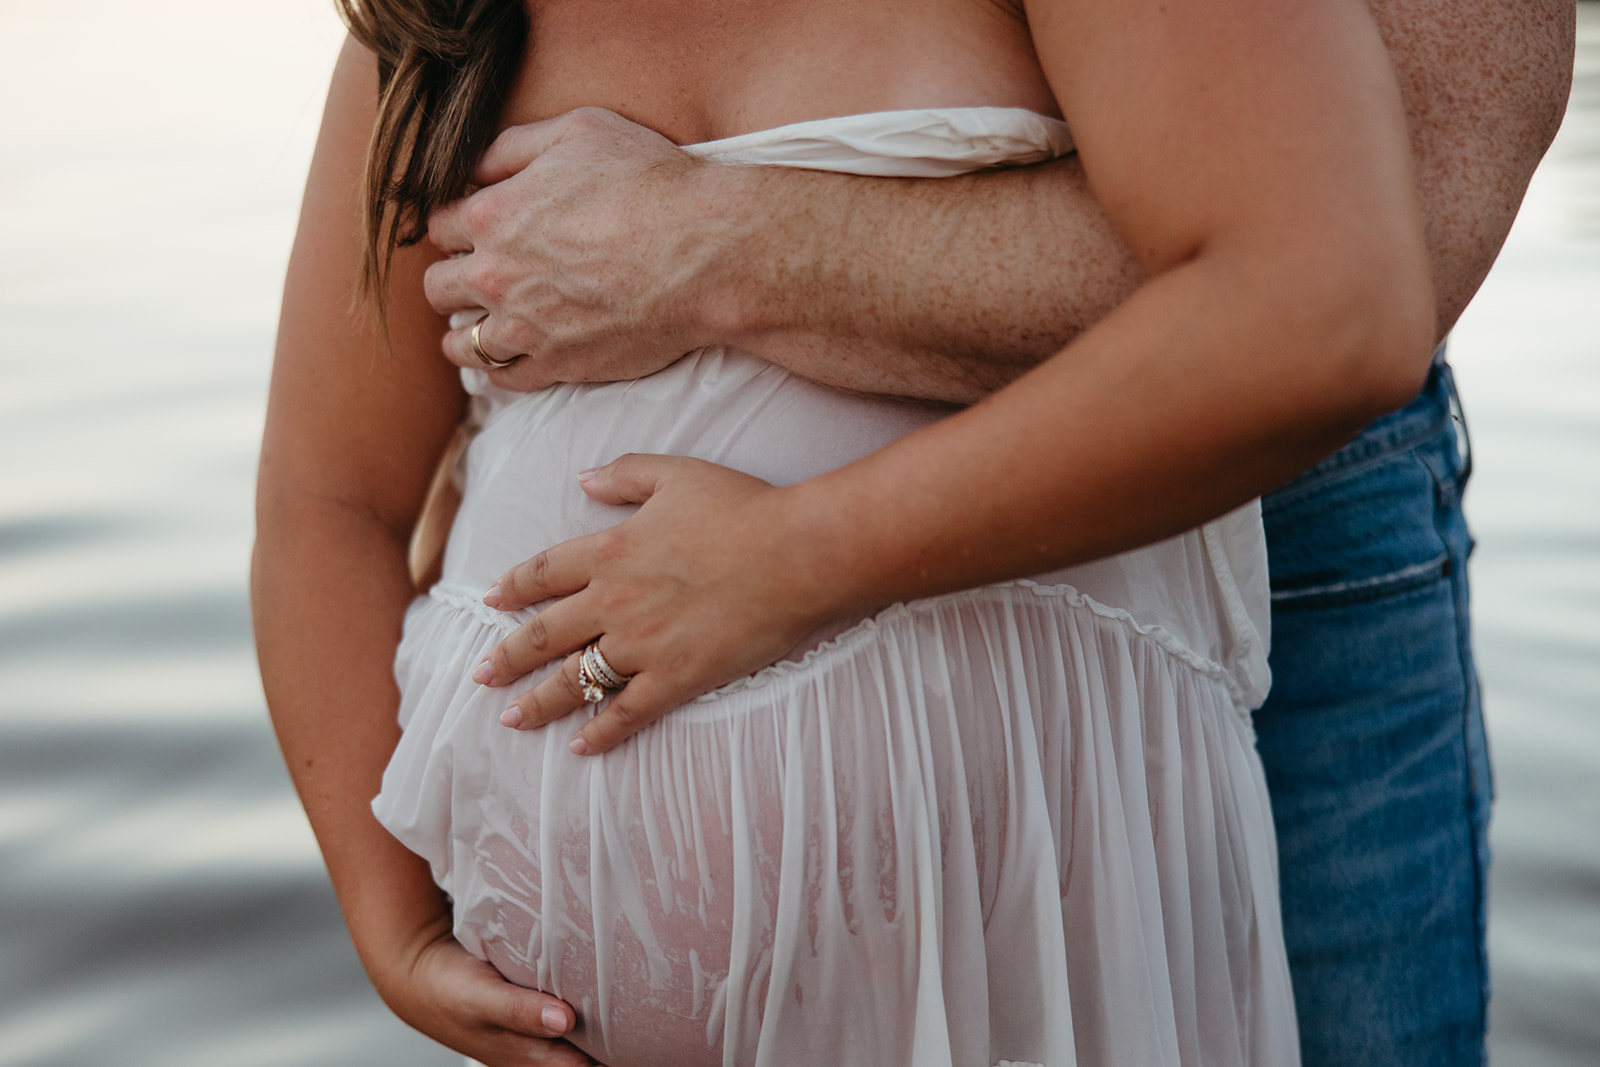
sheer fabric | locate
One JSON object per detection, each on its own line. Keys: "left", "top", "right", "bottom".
{"left": 375, "top": 108, "right": 1297, "bottom": 1066}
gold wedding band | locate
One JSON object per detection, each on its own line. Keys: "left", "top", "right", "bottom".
{"left": 471, "top": 317, "right": 521, "bottom": 369}
{"left": 578, "top": 641, "right": 633, "bottom": 703}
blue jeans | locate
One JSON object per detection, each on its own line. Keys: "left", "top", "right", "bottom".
{"left": 1255, "top": 360, "right": 1491, "bottom": 1066}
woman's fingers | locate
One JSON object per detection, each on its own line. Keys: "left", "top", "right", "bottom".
{"left": 412, "top": 934, "right": 575, "bottom": 1036}
{"left": 567, "top": 673, "right": 677, "bottom": 756}
{"left": 486, "top": 538, "right": 595, "bottom": 611}
{"left": 500, "top": 648, "right": 589, "bottom": 729}
{"left": 577, "top": 451, "right": 674, "bottom": 506}
{"left": 501, "top": 651, "right": 679, "bottom": 759}
{"left": 483, "top": 455, "right": 823, "bottom": 755}
{"left": 473, "top": 589, "right": 600, "bottom": 687}
{"left": 396, "top": 932, "right": 597, "bottom": 1065}
{"left": 472, "top": 971, "right": 576, "bottom": 1042}
{"left": 500, "top": 640, "right": 640, "bottom": 733}
{"left": 467, "top": 1051, "right": 598, "bottom": 1067}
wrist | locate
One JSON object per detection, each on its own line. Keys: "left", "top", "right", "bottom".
{"left": 682, "top": 163, "right": 792, "bottom": 350}
{"left": 767, "top": 473, "right": 893, "bottom": 628}
{"left": 332, "top": 840, "right": 455, "bottom": 988}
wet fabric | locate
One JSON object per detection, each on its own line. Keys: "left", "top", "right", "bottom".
{"left": 374, "top": 108, "right": 1297, "bottom": 1067}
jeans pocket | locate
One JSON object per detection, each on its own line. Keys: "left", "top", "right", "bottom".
{"left": 1269, "top": 550, "right": 1451, "bottom": 606}
{"left": 1264, "top": 449, "right": 1454, "bottom": 611}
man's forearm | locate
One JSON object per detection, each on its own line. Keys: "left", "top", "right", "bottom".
{"left": 701, "top": 0, "right": 1573, "bottom": 405}
{"left": 700, "top": 155, "right": 1141, "bottom": 403}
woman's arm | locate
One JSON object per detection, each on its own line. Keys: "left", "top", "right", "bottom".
{"left": 472, "top": 0, "right": 1436, "bottom": 754}
{"left": 251, "top": 36, "right": 591, "bottom": 1065}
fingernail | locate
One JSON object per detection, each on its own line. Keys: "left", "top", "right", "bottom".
{"left": 577, "top": 467, "right": 599, "bottom": 483}
{"left": 482, "top": 583, "right": 502, "bottom": 608}
{"left": 568, "top": 735, "right": 589, "bottom": 756}
{"left": 501, "top": 705, "right": 523, "bottom": 728}
{"left": 472, "top": 659, "right": 494, "bottom": 685}
{"left": 542, "top": 1005, "right": 568, "bottom": 1034}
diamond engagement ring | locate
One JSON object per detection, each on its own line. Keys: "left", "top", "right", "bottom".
{"left": 578, "top": 641, "right": 633, "bottom": 703}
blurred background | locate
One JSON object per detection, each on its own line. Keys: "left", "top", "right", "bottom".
{"left": 0, "top": 2, "right": 1595, "bottom": 1064}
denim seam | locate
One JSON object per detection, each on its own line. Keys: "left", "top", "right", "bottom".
{"left": 1417, "top": 370, "right": 1490, "bottom": 1060}
{"left": 1461, "top": 587, "right": 1490, "bottom": 1067}
{"left": 1430, "top": 448, "right": 1490, "bottom": 1064}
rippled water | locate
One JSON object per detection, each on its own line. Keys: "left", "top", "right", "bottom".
{"left": 1, "top": 3, "right": 1595, "bottom": 1065}
{"left": 1, "top": 4, "right": 449, "bottom": 1064}
{"left": 1453, "top": 11, "right": 1600, "bottom": 1062}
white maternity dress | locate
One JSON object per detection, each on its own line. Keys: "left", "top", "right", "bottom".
{"left": 373, "top": 108, "right": 1300, "bottom": 1067}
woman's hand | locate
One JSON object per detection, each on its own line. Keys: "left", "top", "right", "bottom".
{"left": 471, "top": 454, "right": 837, "bottom": 755}
{"left": 372, "top": 924, "right": 600, "bottom": 1066}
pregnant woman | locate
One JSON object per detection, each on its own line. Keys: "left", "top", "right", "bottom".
{"left": 253, "top": 0, "right": 1433, "bottom": 1064}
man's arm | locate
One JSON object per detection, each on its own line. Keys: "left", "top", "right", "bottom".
{"left": 428, "top": 116, "right": 1129, "bottom": 400}
{"left": 425, "top": 0, "right": 1572, "bottom": 404}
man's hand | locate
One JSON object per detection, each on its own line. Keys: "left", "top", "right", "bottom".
{"left": 373, "top": 921, "right": 601, "bottom": 1066}
{"left": 426, "top": 108, "right": 730, "bottom": 390}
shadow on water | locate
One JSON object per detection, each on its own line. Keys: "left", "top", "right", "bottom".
{"left": 0, "top": 717, "right": 455, "bottom": 1066}
{"left": 0, "top": 708, "right": 456, "bottom": 1067}
{"left": 1454, "top": 9, "right": 1600, "bottom": 1064}
{"left": 0, "top": 7, "right": 463, "bottom": 1061}
{"left": 0, "top": 592, "right": 251, "bottom": 660}
{"left": 0, "top": 516, "right": 125, "bottom": 558}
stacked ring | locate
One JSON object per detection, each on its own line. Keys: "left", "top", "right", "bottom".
{"left": 578, "top": 641, "right": 633, "bottom": 703}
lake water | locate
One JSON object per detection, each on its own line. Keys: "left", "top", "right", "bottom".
{"left": 1, "top": 3, "right": 1595, "bottom": 1064}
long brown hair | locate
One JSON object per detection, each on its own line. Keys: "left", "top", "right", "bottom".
{"left": 336, "top": 0, "right": 528, "bottom": 308}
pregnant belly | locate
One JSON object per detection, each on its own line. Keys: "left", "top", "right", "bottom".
{"left": 439, "top": 346, "right": 952, "bottom": 591}
{"left": 398, "top": 581, "right": 1209, "bottom": 1067}
{"left": 384, "top": 578, "right": 1269, "bottom": 1067}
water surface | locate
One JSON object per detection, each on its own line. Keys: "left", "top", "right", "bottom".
{"left": 0, "top": 3, "right": 1595, "bottom": 1064}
